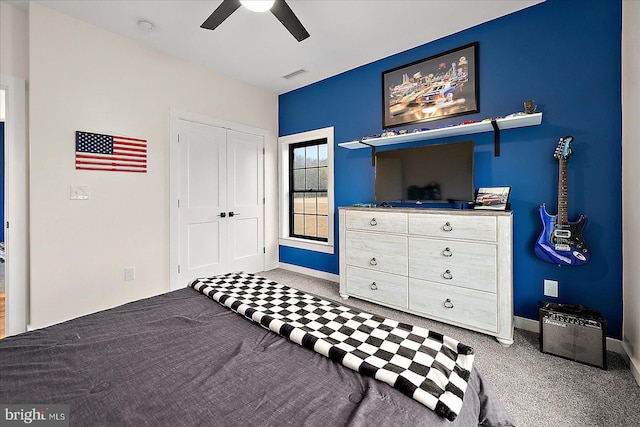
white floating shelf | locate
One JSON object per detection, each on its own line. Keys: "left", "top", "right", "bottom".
{"left": 338, "top": 113, "right": 542, "bottom": 149}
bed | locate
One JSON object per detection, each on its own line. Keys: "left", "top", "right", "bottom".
{"left": 0, "top": 273, "right": 515, "bottom": 426}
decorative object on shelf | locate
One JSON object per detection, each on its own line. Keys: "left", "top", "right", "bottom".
{"left": 75, "top": 131, "right": 148, "bottom": 173}
{"left": 382, "top": 42, "right": 479, "bottom": 128}
{"left": 535, "top": 136, "right": 590, "bottom": 266}
{"left": 481, "top": 117, "right": 503, "bottom": 122}
{"left": 474, "top": 187, "right": 511, "bottom": 210}
{"left": 524, "top": 100, "right": 537, "bottom": 114}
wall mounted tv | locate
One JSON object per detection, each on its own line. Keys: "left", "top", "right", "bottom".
{"left": 375, "top": 140, "right": 474, "bottom": 204}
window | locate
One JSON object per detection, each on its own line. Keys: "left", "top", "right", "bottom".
{"left": 279, "top": 127, "right": 334, "bottom": 254}
{"left": 289, "top": 139, "right": 328, "bottom": 241}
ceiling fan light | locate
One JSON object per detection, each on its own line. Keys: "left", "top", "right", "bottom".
{"left": 240, "top": 0, "right": 275, "bottom": 13}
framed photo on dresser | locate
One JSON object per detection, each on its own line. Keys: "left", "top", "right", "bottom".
{"left": 474, "top": 186, "right": 511, "bottom": 210}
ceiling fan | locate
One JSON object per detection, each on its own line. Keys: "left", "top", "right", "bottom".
{"left": 201, "top": 0, "right": 310, "bottom": 42}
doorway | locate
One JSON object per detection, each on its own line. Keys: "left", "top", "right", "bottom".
{"left": 169, "top": 110, "right": 266, "bottom": 290}
{"left": 0, "top": 74, "right": 28, "bottom": 337}
{"left": 0, "top": 116, "right": 4, "bottom": 338}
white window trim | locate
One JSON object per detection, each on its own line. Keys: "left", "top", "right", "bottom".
{"left": 278, "top": 127, "right": 334, "bottom": 254}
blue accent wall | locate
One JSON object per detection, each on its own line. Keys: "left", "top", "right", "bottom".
{"left": 278, "top": 0, "right": 623, "bottom": 338}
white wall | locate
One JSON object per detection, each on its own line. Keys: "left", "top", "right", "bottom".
{"left": 28, "top": 3, "right": 278, "bottom": 328}
{"left": 0, "top": 2, "right": 28, "bottom": 80}
{"left": 622, "top": 0, "right": 640, "bottom": 385}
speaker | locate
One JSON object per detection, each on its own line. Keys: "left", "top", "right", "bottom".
{"left": 539, "top": 301, "right": 607, "bottom": 369}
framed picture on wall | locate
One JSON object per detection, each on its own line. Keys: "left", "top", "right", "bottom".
{"left": 382, "top": 42, "right": 479, "bottom": 128}
{"left": 474, "top": 186, "right": 511, "bottom": 210}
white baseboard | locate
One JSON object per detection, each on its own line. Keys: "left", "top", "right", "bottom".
{"left": 275, "top": 262, "right": 340, "bottom": 283}
{"left": 622, "top": 341, "right": 640, "bottom": 386}
{"left": 514, "top": 315, "right": 625, "bottom": 355}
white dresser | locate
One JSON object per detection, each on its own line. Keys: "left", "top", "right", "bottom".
{"left": 339, "top": 207, "right": 513, "bottom": 346}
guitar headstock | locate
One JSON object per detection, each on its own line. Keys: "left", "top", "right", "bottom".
{"left": 554, "top": 135, "right": 574, "bottom": 161}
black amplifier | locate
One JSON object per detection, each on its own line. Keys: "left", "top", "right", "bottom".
{"left": 539, "top": 301, "right": 607, "bottom": 369}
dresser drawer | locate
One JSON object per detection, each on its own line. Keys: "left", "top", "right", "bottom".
{"left": 408, "top": 213, "right": 496, "bottom": 242}
{"left": 409, "top": 278, "right": 497, "bottom": 333}
{"left": 408, "top": 237, "right": 497, "bottom": 292}
{"left": 345, "top": 210, "right": 407, "bottom": 234}
{"left": 345, "top": 231, "right": 408, "bottom": 276}
{"left": 346, "top": 266, "right": 408, "bottom": 309}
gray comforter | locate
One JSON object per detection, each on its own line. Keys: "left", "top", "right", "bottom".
{"left": 0, "top": 288, "right": 515, "bottom": 426}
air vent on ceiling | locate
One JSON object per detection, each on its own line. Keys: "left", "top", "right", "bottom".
{"left": 282, "top": 68, "right": 308, "bottom": 80}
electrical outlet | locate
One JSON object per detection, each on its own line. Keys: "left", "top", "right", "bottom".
{"left": 544, "top": 279, "right": 558, "bottom": 297}
{"left": 124, "top": 267, "right": 135, "bottom": 281}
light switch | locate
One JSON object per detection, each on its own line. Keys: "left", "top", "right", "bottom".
{"left": 70, "top": 185, "right": 90, "bottom": 200}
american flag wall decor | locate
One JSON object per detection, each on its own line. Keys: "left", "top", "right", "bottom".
{"left": 75, "top": 131, "right": 147, "bottom": 173}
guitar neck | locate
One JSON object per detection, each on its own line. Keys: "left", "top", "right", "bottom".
{"left": 558, "top": 159, "right": 568, "bottom": 223}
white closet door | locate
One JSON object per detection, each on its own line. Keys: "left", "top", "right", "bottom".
{"left": 176, "top": 120, "right": 264, "bottom": 286}
{"left": 226, "top": 129, "right": 264, "bottom": 273}
{"left": 178, "top": 120, "right": 228, "bottom": 283}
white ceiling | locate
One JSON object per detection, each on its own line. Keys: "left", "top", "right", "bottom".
{"left": 23, "top": 0, "right": 544, "bottom": 95}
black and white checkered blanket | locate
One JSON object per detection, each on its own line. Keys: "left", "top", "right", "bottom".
{"left": 189, "top": 272, "right": 475, "bottom": 421}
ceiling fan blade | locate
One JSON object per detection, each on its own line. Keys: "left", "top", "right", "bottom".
{"left": 201, "top": 0, "right": 242, "bottom": 31}
{"left": 270, "top": 0, "right": 310, "bottom": 42}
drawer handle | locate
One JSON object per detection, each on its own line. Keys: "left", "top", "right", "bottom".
{"left": 442, "top": 247, "right": 453, "bottom": 257}
{"left": 370, "top": 282, "right": 378, "bottom": 291}
{"left": 443, "top": 298, "right": 454, "bottom": 309}
{"left": 442, "top": 222, "right": 453, "bottom": 232}
{"left": 369, "top": 257, "right": 377, "bottom": 266}
{"left": 442, "top": 270, "right": 453, "bottom": 280}
{"left": 370, "top": 218, "right": 377, "bottom": 226}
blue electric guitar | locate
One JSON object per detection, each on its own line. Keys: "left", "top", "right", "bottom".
{"left": 535, "top": 136, "right": 591, "bottom": 266}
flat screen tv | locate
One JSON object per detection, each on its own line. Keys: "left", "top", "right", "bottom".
{"left": 375, "top": 140, "right": 474, "bottom": 204}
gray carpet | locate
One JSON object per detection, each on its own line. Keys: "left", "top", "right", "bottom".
{"left": 260, "top": 268, "right": 640, "bottom": 427}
